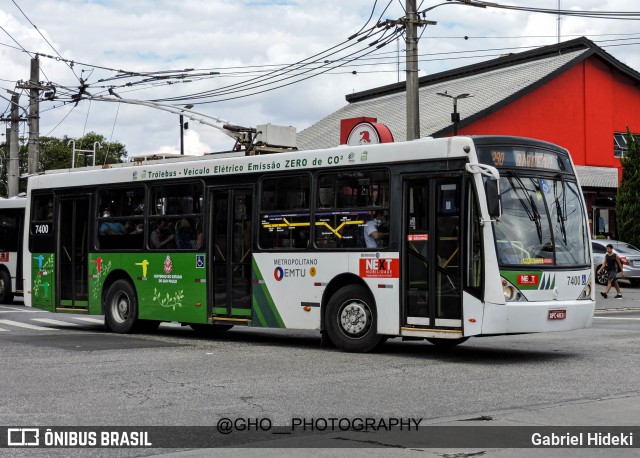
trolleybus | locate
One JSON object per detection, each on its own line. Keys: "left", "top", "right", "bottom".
{"left": 23, "top": 136, "right": 595, "bottom": 351}
{"left": 0, "top": 195, "right": 26, "bottom": 303}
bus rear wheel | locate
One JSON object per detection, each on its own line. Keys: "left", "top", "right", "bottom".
{"left": 325, "top": 284, "right": 386, "bottom": 353}
{"left": 0, "top": 270, "right": 13, "bottom": 304}
{"left": 426, "top": 337, "right": 468, "bottom": 348}
{"left": 105, "top": 280, "right": 138, "bottom": 333}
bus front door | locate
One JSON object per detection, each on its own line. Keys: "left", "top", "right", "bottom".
{"left": 57, "top": 196, "right": 90, "bottom": 310}
{"left": 209, "top": 188, "right": 253, "bottom": 325}
{"left": 403, "top": 177, "right": 462, "bottom": 331}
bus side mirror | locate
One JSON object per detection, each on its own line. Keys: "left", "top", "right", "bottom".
{"left": 485, "top": 180, "right": 501, "bottom": 219}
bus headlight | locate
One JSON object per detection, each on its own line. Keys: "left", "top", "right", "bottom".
{"left": 503, "top": 285, "right": 516, "bottom": 301}
{"left": 501, "top": 278, "right": 526, "bottom": 302}
{"left": 577, "top": 282, "right": 592, "bottom": 300}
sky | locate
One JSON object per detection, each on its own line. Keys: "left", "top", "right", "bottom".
{"left": 1, "top": 0, "right": 639, "bottom": 159}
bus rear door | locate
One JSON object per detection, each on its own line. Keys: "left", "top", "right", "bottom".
{"left": 57, "top": 195, "right": 91, "bottom": 310}
{"left": 403, "top": 176, "right": 463, "bottom": 333}
{"left": 208, "top": 187, "right": 253, "bottom": 325}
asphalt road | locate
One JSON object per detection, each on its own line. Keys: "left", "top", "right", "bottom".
{"left": 1, "top": 296, "right": 639, "bottom": 457}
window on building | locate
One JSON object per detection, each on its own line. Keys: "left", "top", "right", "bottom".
{"left": 614, "top": 132, "right": 638, "bottom": 158}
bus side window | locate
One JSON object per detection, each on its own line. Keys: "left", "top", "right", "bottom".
{"left": 314, "top": 169, "right": 389, "bottom": 250}
{"left": 30, "top": 194, "right": 55, "bottom": 254}
{"left": 259, "top": 174, "right": 311, "bottom": 250}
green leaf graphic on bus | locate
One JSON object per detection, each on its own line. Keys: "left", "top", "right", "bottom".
{"left": 152, "top": 288, "right": 184, "bottom": 310}
{"left": 32, "top": 254, "right": 54, "bottom": 300}
{"left": 90, "top": 260, "right": 112, "bottom": 300}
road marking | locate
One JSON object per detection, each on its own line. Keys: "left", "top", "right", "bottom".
{"left": 593, "top": 316, "right": 640, "bottom": 321}
{"left": 72, "top": 317, "right": 104, "bottom": 324}
{"left": 0, "top": 327, "right": 8, "bottom": 332}
{"left": 0, "top": 319, "right": 54, "bottom": 331}
{"left": 0, "top": 307, "right": 46, "bottom": 313}
{"left": 32, "top": 318, "right": 79, "bottom": 327}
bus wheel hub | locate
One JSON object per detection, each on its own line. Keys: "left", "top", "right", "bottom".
{"left": 340, "top": 302, "right": 368, "bottom": 335}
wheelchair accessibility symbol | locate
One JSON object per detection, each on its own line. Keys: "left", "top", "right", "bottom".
{"left": 196, "top": 255, "right": 205, "bottom": 268}
{"left": 539, "top": 179, "right": 550, "bottom": 193}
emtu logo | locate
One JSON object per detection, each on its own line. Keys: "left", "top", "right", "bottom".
{"left": 274, "top": 267, "right": 284, "bottom": 281}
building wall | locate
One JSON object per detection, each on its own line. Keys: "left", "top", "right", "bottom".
{"left": 458, "top": 56, "right": 640, "bottom": 171}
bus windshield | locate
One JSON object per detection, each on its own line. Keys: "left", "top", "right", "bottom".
{"left": 493, "top": 172, "right": 589, "bottom": 267}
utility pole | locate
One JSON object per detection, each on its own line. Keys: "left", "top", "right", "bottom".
{"left": 28, "top": 56, "right": 40, "bottom": 174}
{"left": 7, "top": 93, "right": 20, "bottom": 197}
{"left": 17, "top": 56, "right": 43, "bottom": 175}
{"left": 405, "top": 0, "right": 419, "bottom": 141}
{"left": 404, "top": 0, "right": 435, "bottom": 141}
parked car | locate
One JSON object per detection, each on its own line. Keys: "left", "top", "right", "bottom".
{"left": 592, "top": 239, "right": 640, "bottom": 286}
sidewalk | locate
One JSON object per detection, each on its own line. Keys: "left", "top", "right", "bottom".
{"left": 595, "top": 279, "right": 640, "bottom": 311}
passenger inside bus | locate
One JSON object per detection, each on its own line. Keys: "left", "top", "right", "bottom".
{"left": 175, "top": 219, "right": 196, "bottom": 249}
{"left": 150, "top": 219, "right": 175, "bottom": 249}
{"left": 99, "top": 208, "right": 125, "bottom": 235}
{"left": 363, "top": 210, "right": 389, "bottom": 248}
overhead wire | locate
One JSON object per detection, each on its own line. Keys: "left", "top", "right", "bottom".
{"left": 10, "top": 0, "right": 81, "bottom": 81}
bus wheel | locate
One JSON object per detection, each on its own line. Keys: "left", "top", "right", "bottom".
{"left": 0, "top": 270, "right": 13, "bottom": 304}
{"left": 325, "top": 284, "right": 385, "bottom": 353}
{"left": 105, "top": 280, "right": 138, "bottom": 333}
{"left": 426, "top": 337, "right": 468, "bottom": 348}
{"left": 190, "top": 323, "right": 234, "bottom": 335}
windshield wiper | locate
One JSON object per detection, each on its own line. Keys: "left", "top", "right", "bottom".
{"left": 506, "top": 171, "right": 543, "bottom": 243}
{"left": 553, "top": 176, "right": 568, "bottom": 244}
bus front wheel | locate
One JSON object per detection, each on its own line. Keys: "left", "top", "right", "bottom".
{"left": 325, "top": 284, "right": 386, "bottom": 353}
{"left": 0, "top": 270, "right": 13, "bottom": 304}
{"left": 105, "top": 280, "right": 138, "bottom": 333}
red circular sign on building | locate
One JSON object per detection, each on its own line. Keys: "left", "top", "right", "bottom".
{"left": 343, "top": 119, "right": 394, "bottom": 146}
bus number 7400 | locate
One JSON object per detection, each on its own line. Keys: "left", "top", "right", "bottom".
{"left": 567, "top": 275, "right": 586, "bottom": 286}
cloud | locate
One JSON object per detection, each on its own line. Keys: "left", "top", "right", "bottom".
{"left": 1, "top": 1, "right": 638, "bottom": 156}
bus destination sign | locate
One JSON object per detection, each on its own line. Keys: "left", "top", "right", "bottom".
{"left": 478, "top": 147, "right": 567, "bottom": 171}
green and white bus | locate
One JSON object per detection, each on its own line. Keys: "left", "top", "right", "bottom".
{"left": 0, "top": 196, "right": 26, "bottom": 304}
{"left": 23, "top": 136, "right": 595, "bottom": 351}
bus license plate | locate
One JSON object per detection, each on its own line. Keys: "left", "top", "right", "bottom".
{"left": 548, "top": 309, "right": 566, "bottom": 320}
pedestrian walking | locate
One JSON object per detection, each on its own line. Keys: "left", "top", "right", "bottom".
{"left": 597, "top": 243, "right": 624, "bottom": 299}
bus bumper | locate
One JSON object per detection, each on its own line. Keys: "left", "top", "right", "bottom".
{"left": 481, "top": 300, "right": 596, "bottom": 335}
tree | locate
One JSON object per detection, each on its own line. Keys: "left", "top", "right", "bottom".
{"left": 0, "top": 132, "right": 127, "bottom": 197}
{"left": 40, "top": 132, "right": 127, "bottom": 171}
{"left": 616, "top": 128, "right": 640, "bottom": 247}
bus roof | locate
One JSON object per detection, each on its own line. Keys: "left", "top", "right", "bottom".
{"left": 0, "top": 195, "right": 27, "bottom": 209}
{"left": 28, "top": 136, "right": 478, "bottom": 191}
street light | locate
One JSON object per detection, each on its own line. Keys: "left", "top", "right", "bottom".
{"left": 436, "top": 92, "right": 472, "bottom": 136}
{"left": 180, "top": 104, "right": 194, "bottom": 155}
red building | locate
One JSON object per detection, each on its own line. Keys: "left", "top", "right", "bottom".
{"left": 299, "top": 37, "right": 640, "bottom": 238}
